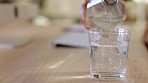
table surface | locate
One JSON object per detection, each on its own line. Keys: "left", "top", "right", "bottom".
{"left": 0, "top": 20, "right": 148, "bottom": 83}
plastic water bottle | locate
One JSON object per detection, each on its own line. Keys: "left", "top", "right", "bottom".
{"left": 81, "top": 0, "right": 126, "bottom": 29}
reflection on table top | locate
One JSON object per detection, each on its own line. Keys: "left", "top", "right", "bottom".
{"left": 0, "top": 20, "right": 148, "bottom": 83}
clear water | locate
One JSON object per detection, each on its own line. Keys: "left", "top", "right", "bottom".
{"left": 90, "top": 42, "right": 129, "bottom": 79}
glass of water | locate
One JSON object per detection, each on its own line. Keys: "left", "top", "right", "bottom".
{"left": 89, "top": 27, "right": 130, "bottom": 79}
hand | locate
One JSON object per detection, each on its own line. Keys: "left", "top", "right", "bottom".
{"left": 80, "top": 0, "right": 91, "bottom": 30}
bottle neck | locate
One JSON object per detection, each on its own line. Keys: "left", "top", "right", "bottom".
{"left": 103, "top": 0, "right": 118, "bottom": 5}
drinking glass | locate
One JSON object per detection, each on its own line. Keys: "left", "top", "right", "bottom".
{"left": 89, "top": 27, "right": 130, "bottom": 79}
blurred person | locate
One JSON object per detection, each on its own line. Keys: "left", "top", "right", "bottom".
{"left": 143, "top": 22, "right": 148, "bottom": 49}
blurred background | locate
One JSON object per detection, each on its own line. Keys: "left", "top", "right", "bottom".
{"left": 0, "top": 0, "right": 147, "bottom": 48}
{"left": 0, "top": 0, "right": 83, "bottom": 26}
{"left": 1, "top": 0, "right": 148, "bottom": 26}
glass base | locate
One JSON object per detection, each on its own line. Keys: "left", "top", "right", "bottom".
{"left": 90, "top": 72, "right": 126, "bottom": 80}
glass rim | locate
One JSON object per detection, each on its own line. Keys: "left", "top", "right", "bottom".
{"left": 88, "top": 26, "right": 130, "bottom": 34}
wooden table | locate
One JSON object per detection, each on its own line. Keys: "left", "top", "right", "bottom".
{"left": 0, "top": 20, "right": 148, "bottom": 83}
